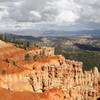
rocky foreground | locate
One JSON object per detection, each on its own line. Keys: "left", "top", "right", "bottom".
{"left": 0, "top": 40, "right": 100, "bottom": 100}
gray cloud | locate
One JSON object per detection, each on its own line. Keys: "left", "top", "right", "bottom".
{"left": 0, "top": 0, "right": 22, "bottom": 2}
{"left": 7, "top": 0, "right": 49, "bottom": 22}
{"left": 0, "top": 8, "right": 4, "bottom": 11}
{"left": 0, "top": 0, "right": 100, "bottom": 31}
{"left": 75, "top": 0, "right": 100, "bottom": 23}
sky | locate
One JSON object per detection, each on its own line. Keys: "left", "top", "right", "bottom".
{"left": 0, "top": 0, "right": 100, "bottom": 34}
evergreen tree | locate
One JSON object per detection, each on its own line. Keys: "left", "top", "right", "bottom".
{"left": 26, "top": 41, "right": 30, "bottom": 48}
{"left": 5, "top": 58, "right": 9, "bottom": 63}
{"left": 25, "top": 54, "right": 31, "bottom": 61}
{"left": 33, "top": 55, "right": 38, "bottom": 61}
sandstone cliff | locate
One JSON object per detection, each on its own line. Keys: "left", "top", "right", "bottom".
{"left": 0, "top": 40, "right": 100, "bottom": 100}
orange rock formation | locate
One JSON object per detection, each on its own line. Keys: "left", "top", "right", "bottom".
{"left": 0, "top": 40, "right": 100, "bottom": 100}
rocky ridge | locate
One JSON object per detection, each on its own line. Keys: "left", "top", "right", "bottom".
{"left": 0, "top": 40, "right": 100, "bottom": 100}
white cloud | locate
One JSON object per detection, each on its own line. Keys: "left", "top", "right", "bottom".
{"left": 0, "top": 21, "right": 36, "bottom": 31}
{"left": 30, "top": 11, "right": 41, "bottom": 17}
{"left": 75, "top": 0, "right": 100, "bottom": 23}
{"left": 46, "top": 0, "right": 80, "bottom": 24}
{"left": 0, "top": 7, "right": 8, "bottom": 20}
{"left": 0, "top": 0, "right": 100, "bottom": 31}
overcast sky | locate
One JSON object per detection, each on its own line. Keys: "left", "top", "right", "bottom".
{"left": 0, "top": 0, "right": 100, "bottom": 33}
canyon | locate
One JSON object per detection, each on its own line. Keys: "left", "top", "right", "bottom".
{"left": 0, "top": 40, "right": 100, "bottom": 100}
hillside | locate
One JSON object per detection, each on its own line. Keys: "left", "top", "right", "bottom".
{"left": 0, "top": 34, "right": 100, "bottom": 71}
{"left": 0, "top": 40, "right": 100, "bottom": 100}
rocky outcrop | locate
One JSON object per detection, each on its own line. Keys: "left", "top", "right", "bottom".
{"left": 0, "top": 88, "right": 71, "bottom": 100}
{"left": 0, "top": 55, "right": 99, "bottom": 99}
{"left": 0, "top": 41, "right": 99, "bottom": 100}
{"left": 27, "top": 47, "right": 54, "bottom": 57}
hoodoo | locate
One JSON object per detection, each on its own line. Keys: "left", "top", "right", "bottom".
{"left": 0, "top": 40, "right": 100, "bottom": 100}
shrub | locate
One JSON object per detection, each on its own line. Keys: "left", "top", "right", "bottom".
{"left": 13, "top": 61, "right": 16, "bottom": 65}
{"left": 2, "top": 70, "right": 6, "bottom": 74}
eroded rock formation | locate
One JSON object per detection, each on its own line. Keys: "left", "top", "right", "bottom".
{"left": 0, "top": 40, "right": 100, "bottom": 100}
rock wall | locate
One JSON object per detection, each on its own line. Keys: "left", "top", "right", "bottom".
{"left": 27, "top": 47, "right": 54, "bottom": 57}
{"left": 26, "top": 57, "right": 100, "bottom": 99}
{"left": 0, "top": 45, "right": 100, "bottom": 100}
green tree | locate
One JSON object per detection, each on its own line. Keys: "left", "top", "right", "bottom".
{"left": 0, "top": 35, "right": 3, "bottom": 40}
{"left": 5, "top": 58, "right": 9, "bottom": 63}
{"left": 33, "top": 55, "right": 38, "bottom": 61}
{"left": 25, "top": 54, "right": 31, "bottom": 61}
{"left": 26, "top": 41, "right": 30, "bottom": 48}
{"left": 3, "top": 34, "right": 7, "bottom": 42}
